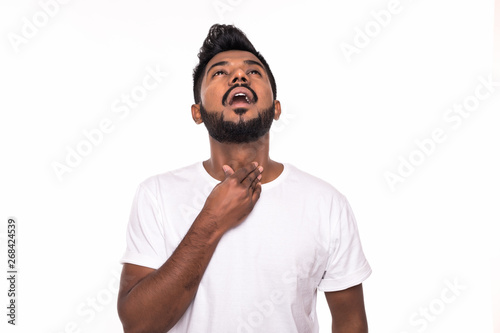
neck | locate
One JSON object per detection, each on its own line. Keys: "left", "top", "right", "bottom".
{"left": 203, "top": 133, "right": 283, "bottom": 183}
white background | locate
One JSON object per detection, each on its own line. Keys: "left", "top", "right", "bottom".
{"left": 0, "top": 0, "right": 499, "bottom": 332}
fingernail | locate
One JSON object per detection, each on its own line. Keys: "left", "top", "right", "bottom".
{"left": 222, "top": 165, "right": 228, "bottom": 172}
{"left": 258, "top": 166, "right": 263, "bottom": 172}
{"left": 257, "top": 174, "right": 262, "bottom": 180}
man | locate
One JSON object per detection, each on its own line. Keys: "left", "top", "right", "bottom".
{"left": 117, "top": 24, "right": 371, "bottom": 333}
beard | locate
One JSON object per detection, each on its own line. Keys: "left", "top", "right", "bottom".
{"left": 199, "top": 103, "right": 275, "bottom": 144}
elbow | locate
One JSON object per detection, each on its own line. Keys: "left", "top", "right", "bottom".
{"left": 118, "top": 304, "right": 137, "bottom": 333}
{"left": 121, "top": 322, "right": 174, "bottom": 333}
{"left": 118, "top": 301, "right": 148, "bottom": 333}
{"left": 120, "top": 319, "right": 167, "bottom": 333}
{"left": 118, "top": 301, "right": 175, "bottom": 333}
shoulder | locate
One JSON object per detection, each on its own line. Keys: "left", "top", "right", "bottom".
{"left": 284, "top": 163, "right": 347, "bottom": 204}
{"left": 136, "top": 162, "right": 202, "bottom": 196}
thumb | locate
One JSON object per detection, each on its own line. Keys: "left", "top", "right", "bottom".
{"left": 222, "top": 165, "right": 234, "bottom": 178}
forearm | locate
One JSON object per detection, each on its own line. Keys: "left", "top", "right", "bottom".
{"left": 119, "top": 211, "right": 224, "bottom": 333}
{"left": 118, "top": 162, "right": 263, "bottom": 332}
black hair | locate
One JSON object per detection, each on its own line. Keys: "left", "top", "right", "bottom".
{"left": 192, "top": 24, "right": 277, "bottom": 104}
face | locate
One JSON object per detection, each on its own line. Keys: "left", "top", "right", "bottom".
{"left": 192, "top": 50, "right": 280, "bottom": 143}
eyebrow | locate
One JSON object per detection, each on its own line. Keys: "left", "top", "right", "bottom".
{"left": 243, "top": 60, "right": 265, "bottom": 69}
{"left": 206, "top": 59, "right": 265, "bottom": 75}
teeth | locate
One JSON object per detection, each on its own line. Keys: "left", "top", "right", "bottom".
{"left": 233, "top": 92, "right": 251, "bottom": 103}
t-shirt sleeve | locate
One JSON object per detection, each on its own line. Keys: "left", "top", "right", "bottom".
{"left": 317, "top": 195, "right": 371, "bottom": 292}
{"left": 120, "top": 182, "right": 167, "bottom": 269}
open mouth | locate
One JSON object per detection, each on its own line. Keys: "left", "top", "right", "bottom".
{"left": 230, "top": 93, "right": 251, "bottom": 105}
{"left": 225, "top": 86, "right": 257, "bottom": 107}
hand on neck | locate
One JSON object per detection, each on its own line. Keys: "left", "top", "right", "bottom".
{"left": 203, "top": 133, "right": 282, "bottom": 184}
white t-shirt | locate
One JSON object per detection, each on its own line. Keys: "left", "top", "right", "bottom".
{"left": 121, "top": 162, "right": 371, "bottom": 333}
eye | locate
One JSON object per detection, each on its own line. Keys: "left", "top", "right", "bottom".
{"left": 212, "top": 70, "right": 227, "bottom": 77}
{"left": 248, "top": 69, "right": 261, "bottom": 75}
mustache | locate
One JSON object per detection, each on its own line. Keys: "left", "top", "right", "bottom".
{"left": 222, "top": 84, "right": 258, "bottom": 106}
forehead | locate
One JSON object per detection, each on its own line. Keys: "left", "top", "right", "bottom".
{"left": 205, "top": 50, "right": 263, "bottom": 72}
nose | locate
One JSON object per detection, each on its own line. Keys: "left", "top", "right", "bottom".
{"left": 230, "top": 68, "right": 248, "bottom": 85}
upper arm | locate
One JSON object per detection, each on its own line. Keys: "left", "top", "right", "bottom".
{"left": 325, "top": 283, "right": 368, "bottom": 333}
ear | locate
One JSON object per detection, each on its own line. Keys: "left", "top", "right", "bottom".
{"left": 273, "top": 100, "right": 281, "bottom": 120}
{"left": 191, "top": 104, "right": 203, "bottom": 124}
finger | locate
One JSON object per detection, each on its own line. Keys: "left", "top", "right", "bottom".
{"left": 242, "top": 165, "right": 263, "bottom": 186}
{"left": 248, "top": 172, "right": 262, "bottom": 190}
{"left": 222, "top": 165, "right": 234, "bottom": 178}
{"left": 252, "top": 182, "right": 262, "bottom": 202}
{"left": 232, "top": 162, "right": 258, "bottom": 182}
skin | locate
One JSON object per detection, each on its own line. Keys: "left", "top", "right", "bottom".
{"left": 117, "top": 50, "right": 368, "bottom": 333}
{"left": 326, "top": 284, "right": 368, "bottom": 333}
{"left": 192, "top": 50, "right": 284, "bottom": 182}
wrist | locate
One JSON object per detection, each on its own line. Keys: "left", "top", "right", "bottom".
{"left": 195, "top": 209, "right": 227, "bottom": 243}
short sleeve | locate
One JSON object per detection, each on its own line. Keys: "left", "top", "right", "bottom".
{"left": 120, "top": 182, "right": 167, "bottom": 269}
{"left": 317, "top": 196, "right": 371, "bottom": 292}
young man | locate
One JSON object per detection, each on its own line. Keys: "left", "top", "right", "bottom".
{"left": 117, "top": 24, "right": 371, "bottom": 333}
